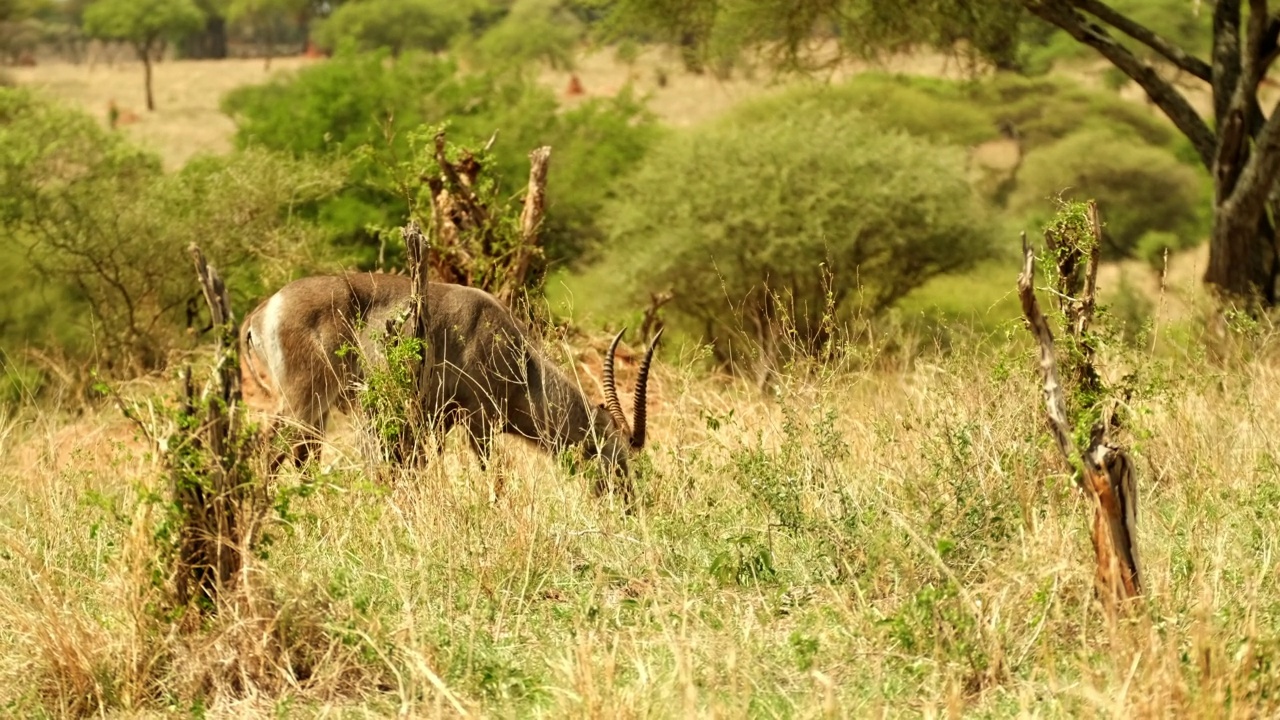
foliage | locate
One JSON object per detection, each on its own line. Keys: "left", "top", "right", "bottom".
{"left": 1010, "top": 129, "right": 1209, "bottom": 261}
{"left": 760, "top": 72, "right": 1184, "bottom": 158}
{"left": 1018, "top": 0, "right": 1212, "bottom": 74}
{"left": 0, "top": 0, "right": 50, "bottom": 22}
{"left": 225, "top": 0, "right": 310, "bottom": 48}
{"left": 312, "top": 0, "right": 472, "bottom": 56}
{"left": 589, "top": 103, "right": 993, "bottom": 368}
{"left": 600, "top": 0, "right": 1280, "bottom": 307}
{"left": 82, "top": 0, "right": 204, "bottom": 49}
{"left": 465, "top": 0, "right": 585, "bottom": 71}
{"left": 1135, "top": 229, "right": 1193, "bottom": 271}
{"left": 730, "top": 73, "right": 999, "bottom": 148}
{"left": 83, "top": 0, "right": 206, "bottom": 109}
{"left": 600, "top": 0, "right": 1029, "bottom": 71}
{"left": 385, "top": 128, "right": 548, "bottom": 297}
{"left": 348, "top": 332, "right": 423, "bottom": 463}
{"left": 0, "top": 89, "right": 342, "bottom": 375}
{"left": 222, "top": 48, "right": 658, "bottom": 267}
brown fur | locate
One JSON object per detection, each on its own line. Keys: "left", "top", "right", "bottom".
{"left": 241, "top": 273, "right": 658, "bottom": 491}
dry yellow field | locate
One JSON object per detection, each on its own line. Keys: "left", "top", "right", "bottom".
{"left": 7, "top": 43, "right": 1272, "bottom": 718}
{"left": 9, "top": 56, "right": 324, "bottom": 169}
{"left": 6, "top": 47, "right": 988, "bottom": 170}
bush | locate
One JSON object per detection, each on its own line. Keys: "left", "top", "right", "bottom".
{"left": 313, "top": 0, "right": 473, "bottom": 56}
{"left": 1009, "top": 129, "right": 1209, "bottom": 260}
{"left": 972, "top": 74, "right": 1179, "bottom": 153}
{"left": 0, "top": 89, "right": 342, "bottom": 375}
{"left": 222, "top": 49, "right": 659, "bottom": 267}
{"left": 733, "top": 73, "right": 1184, "bottom": 158}
{"left": 465, "top": 0, "right": 585, "bottom": 71}
{"left": 588, "top": 108, "right": 995, "bottom": 369}
{"left": 732, "top": 74, "right": 1000, "bottom": 148}
{"left": 1135, "top": 229, "right": 1196, "bottom": 271}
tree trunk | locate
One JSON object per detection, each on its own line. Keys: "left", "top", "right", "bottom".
{"left": 144, "top": 54, "right": 155, "bottom": 111}
{"left": 1204, "top": 0, "right": 1280, "bottom": 305}
{"left": 1207, "top": 200, "right": 1278, "bottom": 304}
{"left": 136, "top": 41, "right": 156, "bottom": 111}
{"left": 264, "top": 21, "right": 274, "bottom": 70}
{"left": 1018, "top": 0, "right": 1280, "bottom": 308}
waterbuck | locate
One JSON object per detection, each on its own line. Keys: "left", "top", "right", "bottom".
{"left": 239, "top": 273, "right": 661, "bottom": 493}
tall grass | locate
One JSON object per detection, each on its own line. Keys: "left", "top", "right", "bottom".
{"left": 2, "top": 314, "right": 1280, "bottom": 716}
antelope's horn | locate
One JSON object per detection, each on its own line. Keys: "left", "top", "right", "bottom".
{"left": 630, "top": 327, "right": 663, "bottom": 450}
{"left": 602, "top": 328, "right": 630, "bottom": 433}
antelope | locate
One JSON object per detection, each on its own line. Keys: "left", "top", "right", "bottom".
{"left": 239, "top": 273, "right": 661, "bottom": 496}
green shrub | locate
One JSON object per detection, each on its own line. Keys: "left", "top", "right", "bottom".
{"left": 735, "top": 73, "right": 1183, "bottom": 159}
{"left": 732, "top": 74, "right": 1000, "bottom": 148}
{"left": 1019, "top": 0, "right": 1212, "bottom": 74}
{"left": 0, "top": 89, "right": 342, "bottom": 375}
{"left": 1135, "top": 229, "right": 1195, "bottom": 271}
{"left": 972, "top": 73, "right": 1179, "bottom": 152}
{"left": 313, "top": 0, "right": 474, "bottom": 56}
{"left": 222, "top": 49, "right": 659, "bottom": 267}
{"left": 465, "top": 0, "right": 584, "bottom": 71}
{"left": 1009, "top": 129, "right": 1208, "bottom": 260}
{"left": 587, "top": 108, "right": 994, "bottom": 368}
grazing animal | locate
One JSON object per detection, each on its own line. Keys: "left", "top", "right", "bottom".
{"left": 239, "top": 273, "right": 661, "bottom": 489}
{"left": 107, "top": 99, "right": 140, "bottom": 128}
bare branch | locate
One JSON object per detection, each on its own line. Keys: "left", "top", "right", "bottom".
{"left": 1077, "top": 201, "right": 1102, "bottom": 339}
{"left": 500, "top": 146, "right": 551, "bottom": 305}
{"left": 1258, "top": 14, "right": 1280, "bottom": 78}
{"left": 1070, "top": 0, "right": 1212, "bottom": 81}
{"left": 1016, "top": 232, "right": 1081, "bottom": 487}
{"left": 1027, "top": 0, "right": 1216, "bottom": 169}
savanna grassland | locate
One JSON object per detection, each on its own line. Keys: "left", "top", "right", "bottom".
{"left": 4, "top": 25, "right": 1280, "bottom": 720}
{"left": 7, "top": 309, "right": 1280, "bottom": 717}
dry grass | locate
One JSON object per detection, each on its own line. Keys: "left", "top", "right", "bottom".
{"left": 3, "top": 43, "right": 1264, "bottom": 718}
{"left": 6, "top": 46, "right": 984, "bottom": 170}
{"left": 4, "top": 311, "right": 1280, "bottom": 716}
{"left": 7, "top": 56, "right": 322, "bottom": 170}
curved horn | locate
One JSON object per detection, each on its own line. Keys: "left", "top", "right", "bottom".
{"left": 602, "top": 328, "right": 630, "bottom": 432}
{"left": 629, "top": 327, "right": 663, "bottom": 449}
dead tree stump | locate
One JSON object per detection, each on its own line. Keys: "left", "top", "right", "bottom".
{"left": 164, "top": 244, "right": 265, "bottom": 610}
{"left": 1016, "top": 201, "right": 1142, "bottom": 614}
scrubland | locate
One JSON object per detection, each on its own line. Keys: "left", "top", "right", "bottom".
{"left": 4, "top": 305, "right": 1280, "bottom": 717}
{"left": 2, "top": 40, "right": 1276, "bottom": 718}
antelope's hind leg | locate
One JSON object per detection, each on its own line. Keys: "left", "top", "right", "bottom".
{"left": 459, "top": 413, "right": 506, "bottom": 503}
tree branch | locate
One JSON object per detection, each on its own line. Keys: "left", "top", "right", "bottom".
{"left": 1224, "top": 95, "right": 1280, "bottom": 218}
{"left": 1026, "top": 0, "right": 1216, "bottom": 170}
{"left": 1213, "top": 0, "right": 1243, "bottom": 126}
{"left": 1016, "top": 232, "right": 1083, "bottom": 488}
{"left": 1259, "top": 14, "right": 1280, "bottom": 78}
{"left": 1069, "top": 0, "right": 1212, "bottom": 82}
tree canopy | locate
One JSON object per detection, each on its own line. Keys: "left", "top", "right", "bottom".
{"left": 82, "top": 0, "right": 204, "bottom": 47}
{"left": 83, "top": 0, "right": 205, "bottom": 109}
{"left": 603, "top": 0, "right": 1280, "bottom": 308}
{"left": 312, "top": 0, "right": 470, "bottom": 56}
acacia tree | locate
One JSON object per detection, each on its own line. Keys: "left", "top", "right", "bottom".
{"left": 83, "top": 0, "right": 204, "bottom": 111}
{"left": 606, "top": 0, "right": 1280, "bottom": 308}
{"left": 312, "top": 0, "right": 468, "bottom": 57}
